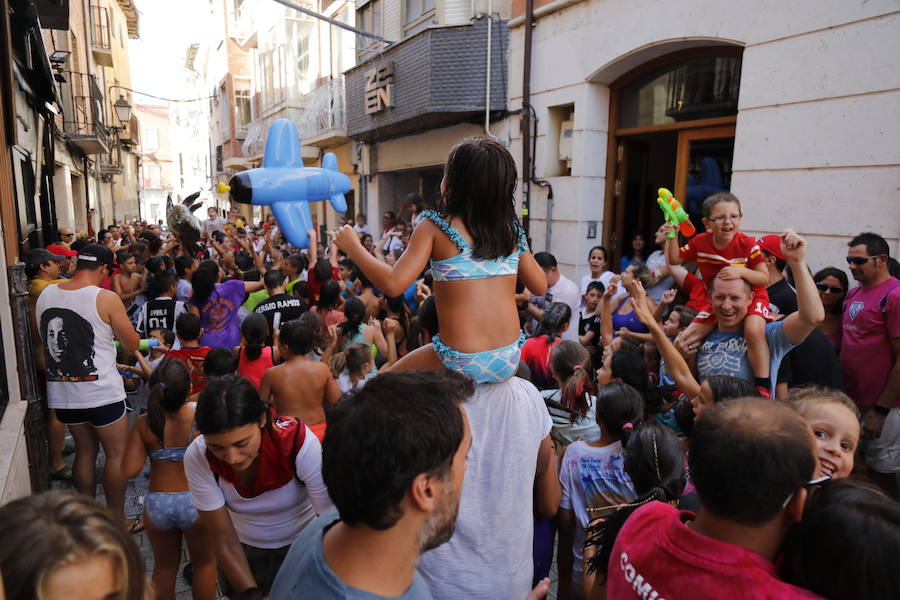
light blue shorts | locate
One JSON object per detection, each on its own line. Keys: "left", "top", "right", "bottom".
{"left": 145, "top": 492, "right": 198, "bottom": 531}
{"left": 431, "top": 333, "right": 525, "bottom": 383}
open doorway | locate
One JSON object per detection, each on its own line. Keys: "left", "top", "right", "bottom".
{"left": 604, "top": 47, "right": 742, "bottom": 268}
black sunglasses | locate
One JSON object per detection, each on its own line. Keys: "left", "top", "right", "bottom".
{"left": 846, "top": 256, "right": 878, "bottom": 266}
{"left": 816, "top": 283, "right": 844, "bottom": 294}
{"left": 62, "top": 232, "right": 74, "bottom": 237}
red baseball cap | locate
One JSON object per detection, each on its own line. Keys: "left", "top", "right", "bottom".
{"left": 758, "top": 235, "right": 784, "bottom": 260}
{"left": 45, "top": 244, "right": 77, "bottom": 257}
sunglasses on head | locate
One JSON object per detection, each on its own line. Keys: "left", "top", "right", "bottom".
{"left": 782, "top": 475, "right": 831, "bottom": 509}
{"left": 815, "top": 283, "right": 844, "bottom": 294}
{"left": 846, "top": 256, "right": 878, "bottom": 266}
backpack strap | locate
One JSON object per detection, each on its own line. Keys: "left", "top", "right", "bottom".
{"left": 879, "top": 282, "right": 900, "bottom": 312}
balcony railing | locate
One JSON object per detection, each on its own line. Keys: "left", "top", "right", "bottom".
{"left": 61, "top": 71, "right": 109, "bottom": 155}
{"left": 297, "top": 76, "right": 345, "bottom": 142}
{"left": 90, "top": 2, "right": 113, "bottom": 67}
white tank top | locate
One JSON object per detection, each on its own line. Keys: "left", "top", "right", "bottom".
{"left": 35, "top": 284, "right": 126, "bottom": 409}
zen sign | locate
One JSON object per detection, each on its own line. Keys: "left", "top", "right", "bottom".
{"left": 364, "top": 62, "right": 395, "bottom": 115}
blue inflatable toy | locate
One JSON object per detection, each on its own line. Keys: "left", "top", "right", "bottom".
{"left": 223, "top": 119, "right": 351, "bottom": 249}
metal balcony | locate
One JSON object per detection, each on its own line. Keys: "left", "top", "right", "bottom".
{"left": 61, "top": 71, "right": 110, "bottom": 155}
{"left": 90, "top": 2, "right": 114, "bottom": 67}
{"left": 297, "top": 76, "right": 347, "bottom": 147}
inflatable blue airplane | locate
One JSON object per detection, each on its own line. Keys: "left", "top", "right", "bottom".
{"left": 223, "top": 119, "right": 351, "bottom": 249}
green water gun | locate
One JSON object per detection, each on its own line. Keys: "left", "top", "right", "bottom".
{"left": 657, "top": 188, "right": 696, "bottom": 239}
{"left": 115, "top": 339, "right": 159, "bottom": 352}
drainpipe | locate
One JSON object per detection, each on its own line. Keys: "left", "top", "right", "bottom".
{"left": 521, "top": 0, "right": 535, "bottom": 239}
{"left": 483, "top": 0, "right": 495, "bottom": 140}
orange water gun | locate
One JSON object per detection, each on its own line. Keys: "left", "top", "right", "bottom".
{"left": 657, "top": 188, "right": 696, "bottom": 239}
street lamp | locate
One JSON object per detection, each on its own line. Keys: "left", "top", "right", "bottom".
{"left": 112, "top": 95, "right": 132, "bottom": 130}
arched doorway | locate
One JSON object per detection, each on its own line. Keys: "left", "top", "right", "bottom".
{"left": 602, "top": 46, "right": 743, "bottom": 266}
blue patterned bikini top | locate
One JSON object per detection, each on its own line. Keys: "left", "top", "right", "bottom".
{"left": 148, "top": 421, "right": 195, "bottom": 462}
{"left": 422, "top": 210, "right": 528, "bottom": 282}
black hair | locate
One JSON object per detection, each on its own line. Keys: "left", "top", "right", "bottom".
{"left": 382, "top": 294, "right": 408, "bottom": 334}
{"left": 196, "top": 375, "right": 267, "bottom": 435}
{"left": 690, "top": 397, "right": 816, "bottom": 525}
{"left": 780, "top": 479, "right": 900, "bottom": 600}
{"left": 203, "top": 347, "right": 235, "bottom": 379}
{"left": 813, "top": 267, "right": 849, "bottom": 316}
{"left": 317, "top": 280, "right": 342, "bottom": 312}
{"left": 292, "top": 280, "right": 310, "bottom": 300}
{"left": 595, "top": 382, "right": 644, "bottom": 445}
{"left": 145, "top": 256, "right": 166, "bottom": 276}
{"left": 354, "top": 268, "right": 374, "bottom": 289}
{"left": 586, "top": 281, "right": 605, "bottom": 294}
{"left": 138, "top": 230, "right": 162, "bottom": 255}
{"left": 533, "top": 252, "right": 557, "bottom": 269}
{"left": 197, "top": 259, "right": 219, "bottom": 273}
{"left": 97, "top": 228, "right": 109, "bottom": 243}
{"left": 419, "top": 296, "right": 439, "bottom": 338}
{"left": 669, "top": 305, "right": 698, "bottom": 329}
{"left": 240, "top": 313, "right": 268, "bottom": 361}
{"left": 339, "top": 297, "right": 366, "bottom": 339}
{"left": 313, "top": 257, "right": 333, "bottom": 282}
{"left": 175, "top": 255, "right": 195, "bottom": 276}
{"left": 338, "top": 257, "right": 355, "bottom": 272}
{"left": 190, "top": 266, "right": 218, "bottom": 307}
{"left": 537, "top": 302, "right": 571, "bottom": 343}
{"left": 441, "top": 137, "right": 519, "bottom": 260}
{"left": 279, "top": 318, "right": 314, "bottom": 356}
{"left": 587, "top": 245, "right": 608, "bottom": 262}
{"left": 298, "top": 311, "right": 326, "bottom": 353}
{"left": 264, "top": 269, "right": 285, "bottom": 290}
{"left": 154, "top": 271, "right": 177, "bottom": 296}
{"left": 148, "top": 327, "right": 176, "bottom": 348}
{"left": 705, "top": 375, "right": 760, "bottom": 404}
{"left": 587, "top": 422, "right": 684, "bottom": 582}
{"left": 285, "top": 253, "right": 307, "bottom": 273}
{"left": 128, "top": 242, "right": 147, "bottom": 256}
{"left": 610, "top": 345, "right": 659, "bottom": 413}
{"left": 147, "top": 358, "right": 191, "bottom": 443}
{"left": 175, "top": 312, "right": 201, "bottom": 341}
{"left": 115, "top": 250, "right": 133, "bottom": 266}
{"left": 702, "top": 192, "right": 742, "bottom": 219}
{"left": 674, "top": 396, "right": 696, "bottom": 437}
{"left": 322, "top": 370, "right": 471, "bottom": 530}
{"left": 70, "top": 237, "right": 90, "bottom": 253}
{"left": 233, "top": 250, "right": 251, "bottom": 272}
{"left": 848, "top": 231, "right": 890, "bottom": 258}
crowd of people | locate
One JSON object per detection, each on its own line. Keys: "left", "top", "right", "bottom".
{"left": 3, "top": 136, "right": 899, "bottom": 599}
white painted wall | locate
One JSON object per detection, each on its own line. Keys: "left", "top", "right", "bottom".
{"left": 508, "top": 0, "right": 900, "bottom": 283}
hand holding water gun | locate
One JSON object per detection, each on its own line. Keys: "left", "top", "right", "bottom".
{"left": 657, "top": 188, "right": 696, "bottom": 239}
{"left": 115, "top": 339, "right": 159, "bottom": 352}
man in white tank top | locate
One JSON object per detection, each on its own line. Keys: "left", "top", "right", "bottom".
{"left": 35, "top": 244, "right": 141, "bottom": 527}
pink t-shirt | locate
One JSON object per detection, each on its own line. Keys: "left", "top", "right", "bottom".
{"left": 840, "top": 277, "right": 900, "bottom": 407}
{"left": 606, "top": 502, "right": 822, "bottom": 600}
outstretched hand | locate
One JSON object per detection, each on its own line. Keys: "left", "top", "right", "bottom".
{"left": 780, "top": 228, "right": 807, "bottom": 263}
{"left": 625, "top": 279, "right": 655, "bottom": 327}
{"left": 334, "top": 225, "right": 362, "bottom": 253}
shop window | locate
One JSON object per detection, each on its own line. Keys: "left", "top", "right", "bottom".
{"left": 618, "top": 56, "right": 741, "bottom": 129}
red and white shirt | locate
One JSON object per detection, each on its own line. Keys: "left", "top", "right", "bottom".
{"left": 679, "top": 232, "right": 764, "bottom": 284}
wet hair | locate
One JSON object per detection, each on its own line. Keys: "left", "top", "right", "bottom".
{"left": 669, "top": 305, "right": 698, "bottom": 329}
{"left": 317, "top": 280, "right": 342, "bottom": 312}
{"left": 148, "top": 327, "right": 176, "bottom": 348}
{"left": 174, "top": 256, "right": 195, "bottom": 276}
{"left": 154, "top": 271, "right": 177, "bottom": 296}
{"left": 595, "top": 382, "right": 644, "bottom": 445}
{"left": 264, "top": 269, "right": 285, "bottom": 290}
{"left": 848, "top": 231, "right": 890, "bottom": 258}
{"left": 147, "top": 358, "right": 191, "bottom": 443}
{"left": 0, "top": 490, "right": 149, "bottom": 600}
{"left": 441, "top": 137, "right": 519, "bottom": 260}
{"left": 138, "top": 230, "right": 162, "bottom": 254}
{"left": 813, "top": 267, "right": 849, "bottom": 315}
{"left": 279, "top": 318, "right": 314, "bottom": 356}
{"left": 551, "top": 341, "right": 594, "bottom": 421}
{"left": 175, "top": 312, "right": 201, "bottom": 341}
{"left": 203, "top": 347, "right": 235, "bottom": 378}
{"left": 587, "top": 245, "right": 608, "bottom": 263}
{"left": 705, "top": 375, "right": 760, "bottom": 404}
{"left": 313, "top": 257, "right": 333, "bottom": 282}
{"left": 587, "top": 422, "right": 684, "bottom": 582}
{"left": 190, "top": 266, "right": 218, "bottom": 307}
{"left": 329, "top": 343, "right": 371, "bottom": 381}
{"left": 702, "top": 191, "right": 742, "bottom": 219}
{"left": 537, "top": 302, "right": 572, "bottom": 343}
{"left": 196, "top": 375, "right": 267, "bottom": 435}
{"left": 533, "top": 252, "right": 557, "bottom": 270}
{"left": 789, "top": 386, "right": 860, "bottom": 420}
{"left": 240, "top": 314, "right": 269, "bottom": 361}
{"left": 145, "top": 256, "right": 166, "bottom": 276}
{"left": 322, "top": 370, "right": 471, "bottom": 530}
{"left": 339, "top": 297, "right": 366, "bottom": 339}
{"left": 690, "top": 397, "right": 816, "bottom": 525}
{"left": 780, "top": 479, "right": 900, "bottom": 600}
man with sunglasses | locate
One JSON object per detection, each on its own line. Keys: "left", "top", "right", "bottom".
{"left": 841, "top": 232, "right": 900, "bottom": 496}
{"left": 35, "top": 244, "right": 141, "bottom": 529}
{"left": 58, "top": 227, "right": 76, "bottom": 249}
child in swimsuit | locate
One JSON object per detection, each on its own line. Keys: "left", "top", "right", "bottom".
{"left": 334, "top": 137, "right": 548, "bottom": 383}
{"left": 122, "top": 357, "right": 216, "bottom": 600}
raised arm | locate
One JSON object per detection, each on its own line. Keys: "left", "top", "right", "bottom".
{"left": 334, "top": 222, "right": 433, "bottom": 297}
{"left": 597, "top": 278, "right": 619, "bottom": 349}
{"left": 664, "top": 227, "right": 683, "bottom": 266}
{"left": 780, "top": 230, "right": 824, "bottom": 345}
{"left": 519, "top": 252, "right": 549, "bottom": 296}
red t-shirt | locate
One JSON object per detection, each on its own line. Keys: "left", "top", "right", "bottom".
{"left": 520, "top": 335, "right": 561, "bottom": 390}
{"left": 306, "top": 266, "right": 340, "bottom": 304}
{"left": 681, "top": 271, "right": 708, "bottom": 312}
{"left": 168, "top": 345, "right": 212, "bottom": 396}
{"left": 607, "top": 502, "right": 822, "bottom": 600}
{"left": 679, "top": 232, "right": 764, "bottom": 285}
